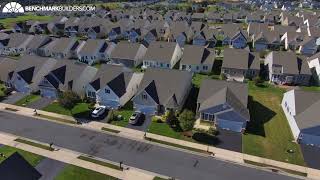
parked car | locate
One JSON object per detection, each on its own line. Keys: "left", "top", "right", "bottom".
{"left": 129, "top": 111, "right": 143, "bottom": 125}
{"left": 91, "top": 106, "right": 107, "bottom": 118}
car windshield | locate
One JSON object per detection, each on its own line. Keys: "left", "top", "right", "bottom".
{"left": 132, "top": 113, "right": 137, "bottom": 117}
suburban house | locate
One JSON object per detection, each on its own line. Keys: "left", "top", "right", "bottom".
{"left": 39, "top": 38, "right": 82, "bottom": 59}
{"left": 221, "top": 24, "right": 248, "bottom": 49}
{"left": 142, "top": 42, "right": 182, "bottom": 69}
{"left": 252, "top": 31, "right": 281, "bottom": 51}
{"left": 197, "top": 79, "right": 250, "bottom": 133}
{"left": 39, "top": 60, "right": 97, "bottom": 98}
{"left": 282, "top": 90, "right": 320, "bottom": 146}
{"left": 0, "top": 57, "right": 18, "bottom": 89}
{"left": 221, "top": 48, "right": 260, "bottom": 82}
{"left": 110, "top": 42, "right": 147, "bottom": 68}
{"left": 168, "top": 21, "right": 191, "bottom": 47}
{"left": 281, "top": 32, "right": 305, "bottom": 51}
{"left": 77, "top": 39, "right": 115, "bottom": 65}
{"left": 132, "top": 68, "right": 192, "bottom": 115}
{"left": 86, "top": 64, "right": 143, "bottom": 109}
{"left": 192, "top": 28, "right": 218, "bottom": 47}
{"left": 1, "top": 33, "right": 34, "bottom": 55}
{"left": 307, "top": 52, "right": 320, "bottom": 85}
{"left": 64, "top": 17, "right": 80, "bottom": 37}
{"left": 264, "top": 51, "right": 311, "bottom": 86}
{"left": 179, "top": 45, "right": 215, "bottom": 73}
{"left": 47, "top": 16, "right": 68, "bottom": 36}
{"left": 11, "top": 55, "right": 57, "bottom": 93}
{"left": 25, "top": 35, "right": 52, "bottom": 55}
{"left": 297, "top": 36, "right": 318, "bottom": 56}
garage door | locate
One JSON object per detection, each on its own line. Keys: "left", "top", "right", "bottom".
{"left": 40, "top": 89, "right": 57, "bottom": 99}
{"left": 134, "top": 104, "right": 156, "bottom": 115}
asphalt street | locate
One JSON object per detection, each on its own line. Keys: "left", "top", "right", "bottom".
{"left": 0, "top": 111, "right": 298, "bottom": 180}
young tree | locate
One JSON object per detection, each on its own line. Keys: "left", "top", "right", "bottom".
{"left": 178, "top": 110, "right": 195, "bottom": 132}
{"left": 58, "top": 91, "right": 80, "bottom": 109}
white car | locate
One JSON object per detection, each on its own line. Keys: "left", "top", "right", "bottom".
{"left": 91, "top": 106, "right": 107, "bottom": 118}
{"left": 129, "top": 111, "right": 143, "bottom": 125}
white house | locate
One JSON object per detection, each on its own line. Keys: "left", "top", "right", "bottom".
{"left": 307, "top": 52, "right": 320, "bottom": 85}
{"left": 282, "top": 90, "right": 320, "bottom": 146}
{"left": 86, "top": 64, "right": 143, "bottom": 109}
{"left": 142, "top": 42, "right": 182, "bottom": 69}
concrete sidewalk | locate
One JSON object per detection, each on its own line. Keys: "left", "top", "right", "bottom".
{"left": 1, "top": 103, "right": 320, "bottom": 180}
{"left": 0, "top": 132, "right": 159, "bottom": 180}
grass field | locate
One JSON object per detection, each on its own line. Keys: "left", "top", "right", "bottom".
{"left": 148, "top": 121, "right": 183, "bottom": 139}
{"left": 42, "top": 102, "right": 91, "bottom": 118}
{"left": 0, "top": 14, "right": 53, "bottom": 29}
{"left": 15, "top": 94, "right": 41, "bottom": 106}
{"left": 0, "top": 146, "right": 43, "bottom": 167}
{"left": 54, "top": 164, "right": 117, "bottom": 180}
{"left": 243, "top": 82, "right": 305, "bottom": 166}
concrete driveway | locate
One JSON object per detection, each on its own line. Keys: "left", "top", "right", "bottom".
{"left": 27, "top": 97, "right": 53, "bottom": 109}
{"left": 126, "top": 114, "right": 152, "bottom": 132}
{"left": 36, "top": 158, "right": 66, "bottom": 180}
{"left": 1, "top": 92, "right": 26, "bottom": 104}
{"left": 300, "top": 144, "right": 320, "bottom": 169}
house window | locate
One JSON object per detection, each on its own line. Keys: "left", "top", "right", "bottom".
{"left": 167, "top": 64, "right": 170, "bottom": 68}
{"left": 203, "top": 66, "right": 208, "bottom": 70}
{"left": 142, "top": 93, "right": 148, "bottom": 100}
{"left": 105, "top": 89, "right": 110, "bottom": 94}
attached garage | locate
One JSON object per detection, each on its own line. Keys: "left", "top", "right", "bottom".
{"left": 134, "top": 104, "right": 157, "bottom": 115}
{"left": 216, "top": 111, "right": 247, "bottom": 133}
{"left": 40, "top": 88, "right": 58, "bottom": 99}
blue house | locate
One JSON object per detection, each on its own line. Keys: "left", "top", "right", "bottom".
{"left": 197, "top": 79, "right": 250, "bottom": 133}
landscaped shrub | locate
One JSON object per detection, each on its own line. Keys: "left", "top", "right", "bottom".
{"left": 178, "top": 110, "right": 196, "bottom": 132}
{"left": 58, "top": 91, "right": 81, "bottom": 109}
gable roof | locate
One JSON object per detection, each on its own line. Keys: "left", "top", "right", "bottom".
{"left": 291, "top": 90, "right": 320, "bottom": 135}
{"left": 135, "top": 68, "right": 192, "bottom": 106}
{"left": 0, "top": 57, "right": 18, "bottom": 82}
{"left": 180, "top": 45, "right": 215, "bottom": 65}
{"left": 267, "top": 51, "right": 311, "bottom": 75}
{"left": 222, "top": 48, "right": 260, "bottom": 70}
{"left": 7, "top": 33, "right": 34, "bottom": 48}
{"left": 197, "top": 79, "right": 249, "bottom": 120}
{"left": 143, "top": 42, "right": 177, "bottom": 63}
{"left": 79, "top": 39, "right": 105, "bottom": 54}
{"left": 89, "top": 64, "right": 133, "bottom": 97}
{"left": 0, "top": 152, "right": 42, "bottom": 180}
{"left": 43, "top": 37, "right": 78, "bottom": 53}
{"left": 110, "top": 42, "right": 143, "bottom": 60}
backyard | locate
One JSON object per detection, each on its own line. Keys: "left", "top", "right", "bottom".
{"left": 243, "top": 82, "right": 305, "bottom": 166}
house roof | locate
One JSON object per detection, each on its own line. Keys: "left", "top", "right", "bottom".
{"left": 110, "top": 42, "right": 143, "bottom": 60}
{"left": 267, "top": 51, "right": 311, "bottom": 75}
{"left": 135, "top": 68, "right": 192, "bottom": 107}
{"left": 180, "top": 45, "right": 215, "bottom": 65}
{"left": 7, "top": 33, "right": 34, "bottom": 48}
{"left": 143, "top": 42, "right": 177, "bottom": 63}
{"left": 221, "top": 23, "right": 247, "bottom": 40}
{"left": 43, "top": 37, "right": 78, "bottom": 53}
{"left": 15, "top": 55, "right": 57, "bottom": 84}
{"left": 26, "top": 34, "right": 51, "bottom": 49}
{"left": 247, "top": 22, "right": 269, "bottom": 36}
{"left": 0, "top": 152, "right": 42, "bottom": 180}
{"left": 89, "top": 64, "right": 133, "bottom": 98}
{"left": 79, "top": 39, "right": 105, "bottom": 54}
{"left": 197, "top": 79, "right": 249, "bottom": 120}
{"left": 0, "top": 57, "right": 18, "bottom": 82}
{"left": 292, "top": 90, "right": 320, "bottom": 135}
{"left": 222, "top": 48, "right": 260, "bottom": 70}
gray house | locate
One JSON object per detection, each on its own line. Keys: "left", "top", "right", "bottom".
{"left": 86, "top": 64, "right": 142, "bottom": 109}
{"left": 142, "top": 42, "right": 182, "bottom": 69}
{"left": 11, "top": 55, "right": 57, "bottom": 93}
{"left": 282, "top": 90, "right": 320, "bottom": 146}
{"left": 0, "top": 57, "right": 18, "bottom": 89}
{"left": 179, "top": 45, "right": 215, "bottom": 73}
{"left": 197, "top": 79, "right": 249, "bottom": 133}
{"left": 110, "top": 42, "right": 147, "bottom": 68}
{"left": 26, "top": 35, "right": 52, "bottom": 55}
{"left": 221, "top": 24, "right": 248, "bottom": 49}
{"left": 264, "top": 51, "right": 311, "bottom": 86}
{"left": 221, "top": 48, "right": 260, "bottom": 82}
{"left": 132, "top": 68, "right": 192, "bottom": 115}
{"left": 1, "top": 33, "right": 34, "bottom": 56}
{"left": 39, "top": 60, "right": 97, "bottom": 98}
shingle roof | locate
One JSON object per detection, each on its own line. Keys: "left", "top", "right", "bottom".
{"left": 135, "top": 68, "right": 192, "bottom": 106}
{"left": 143, "top": 42, "right": 177, "bottom": 63}
{"left": 180, "top": 45, "right": 215, "bottom": 65}
{"left": 0, "top": 152, "right": 42, "bottom": 180}
{"left": 110, "top": 42, "right": 142, "bottom": 60}
{"left": 0, "top": 57, "right": 18, "bottom": 82}
{"left": 7, "top": 33, "right": 34, "bottom": 48}
{"left": 222, "top": 48, "right": 260, "bottom": 70}
{"left": 292, "top": 90, "right": 320, "bottom": 135}
{"left": 79, "top": 39, "right": 105, "bottom": 54}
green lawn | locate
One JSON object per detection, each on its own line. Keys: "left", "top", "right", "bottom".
{"left": 0, "top": 146, "right": 43, "bottom": 167}
{"left": 148, "top": 121, "right": 183, "bottom": 139}
{"left": 15, "top": 94, "right": 41, "bottom": 106}
{"left": 110, "top": 102, "right": 133, "bottom": 127}
{"left": 55, "top": 165, "right": 117, "bottom": 180}
{"left": 0, "top": 14, "right": 53, "bottom": 29}
{"left": 42, "top": 102, "right": 92, "bottom": 118}
{"left": 300, "top": 86, "right": 320, "bottom": 92}
{"left": 243, "top": 82, "right": 305, "bottom": 166}
{"left": 192, "top": 73, "right": 220, "bottom": 88}
{"left": 0, "top": 84, "right": 6, "bottom": 97}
